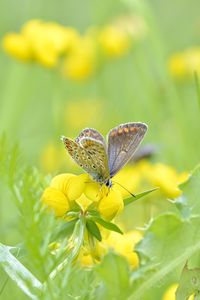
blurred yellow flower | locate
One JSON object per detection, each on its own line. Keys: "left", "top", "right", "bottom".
{"left": 112, "top": 14, "right": 147, "bottom": 40}
{"left": 2, "top": 18, "right": 141, "bottom": 79}
{"left": 62, "top": 36, "right": 97, "bottom": 80}
{"left": 168, "top": 53, "right": 186, "bottom": 78}
{"left": 145, "top": 162, "right": 189, "bottom": 198}
{"left": 99, "top": 25, "right": 130, "bottom": 57}
{"left": 162, "top": 283, "right": 194, "bottom": 300}
{"left": 168, "top": 47, "right": 200, "bottom": 79}
{"left": 22, "top": 20, "right": 79, "bottom": 68}
{"left": 41, "top": 173, "right": 124, "bottom": 220}
{"left": 113, "top": 166, "right": 141, "bottom": 198}
{"left": 2, "top": 33, "right": 31, "bottom": 61}
{"left": 63, "top": 98, "right": 104, "bottom": 131}
{"left": 79, "top": 230, "right": 142, "bottom": 268}
{"left": 104, "top": 230, "right": 142, "bottom": 268}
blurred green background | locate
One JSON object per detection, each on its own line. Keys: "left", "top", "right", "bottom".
{"left": 0, "top": 0, "right": 200, "bottom": 299}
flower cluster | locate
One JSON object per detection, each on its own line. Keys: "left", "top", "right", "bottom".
{"left": 2, "top": 17, "right": 145, "bottom": 81}
{"left": 114, "top": 160, "right": 189, "bottom": 199}
{"left": 79, "top": 230, "right": 142, "bottom": 269}
{"left": 168, "top": 47, "right": 200, "bottom": 79}
{"left": 42, "top": 173, "right": 124, "bottom": 220}
{"left": 41, "top": 160, "right": 189, "bottom": 269}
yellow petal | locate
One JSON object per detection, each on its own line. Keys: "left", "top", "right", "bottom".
{"left": 50, "top": 173, "right": 75, "bottom": 196}
{"left": 103, "top": 230, "right": 142, "bottom": 268}
{"left": 113, "top": 167, "right": 140, "bottom": 198}
{"left": 41, "top": 187, "right": 70, "bottom": 217}
{"left": 98, "top": 188, "right": 124, "bottom": 220}
{"left": 67, "top": 173, "right": 89, "bottom": 201}
{"left": 84, "top": 181, "right": 102, "bottom": 202}
{"left": 75, "top": 194, "right": 92, "bottom": 211}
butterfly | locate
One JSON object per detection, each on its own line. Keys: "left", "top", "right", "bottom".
{"left": 61, "top": 122, "right": 148, "bottom": 188}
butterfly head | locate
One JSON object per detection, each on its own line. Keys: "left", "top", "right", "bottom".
{"left": 105, "top": 178, "right": 112, "bottom": 188}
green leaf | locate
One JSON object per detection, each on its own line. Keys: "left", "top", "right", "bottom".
{"left": 176, "top": 263, "right": 200, "bottom": 300}
{"left": 86, "top": 219, "right": 102, "bottom": 241}
{"left": 124, "top": 187, "right": 159, "bottom": 206}
{"left": 92, "top": 217, "right": 123, "bottom": 234}
{"left": 49, "top": 217, "right": 86, "bottom": 280}
{"left": 94, "top": 252, "right": 131, "bottom": 300}
{"left": 128, "top": 166, "right": 200, "bottom": 300}
{"left": 0, "top": 243, "right": 43, "bottom": 300}
{"left": 50, "top": 219, "right": 77, "bottom": 241}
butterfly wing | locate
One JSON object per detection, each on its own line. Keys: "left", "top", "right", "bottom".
{"left": 75, "top": 128, "right": 105, "bottom": 145}
{"left": 79, "top": 137, "right": 110, "bottom": 182}
{"left": 107, "top": 122, "right": 148, "bottom": 177}
{"left": 61, "top": 136, "right": 109, "bottom": 182}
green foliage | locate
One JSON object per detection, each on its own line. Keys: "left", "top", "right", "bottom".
{"left": 94, "top": 252, "right": 131, "bottom": 300}
{"left": 92, "top": 216, "right": 123, "bottom": 234}
{"left": 176, "top": 263, "right": 200, "bottom": 300}
{"left": 86, "top": 219, "right": 102, "bottom": 241}
{"left": 124, "top": 188, "right": 159, "bottom": 206}
{"left": 128, "top": 166, "right": 200, "bottom": 300}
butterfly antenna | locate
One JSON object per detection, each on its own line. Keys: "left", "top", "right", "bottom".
{"left": 112, "top": 181, "right": 136, "bottom": 197}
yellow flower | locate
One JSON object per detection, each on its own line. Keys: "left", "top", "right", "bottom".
{"left": 41, "top": 187, "right": 70, "bottom": 217}
{"left": 63, "top": 98, "right": 104, "bottom": 132}
{"left": 104, "top": 230, "right": 142, "bottom": 268}
{"left": 21, "top": 20, "right": 80, "bottom": 68}
{"left": 112, "top": 166, "right": 141, "bottom": 198}
{"left": 39, "top": 142, "right": 63, "bottom": 173}
{"left": 42, "top": 173, "right": 124, "bottom": 220}
{"left": 168, "top": 53, "right": 187, "bottom": 78}
{"left": 162, "top": 283, "right": 194, "bottom": 300}
{"left": 168, "top": 47, "right": 200, "bottom": 79}
{"left": 79, "top": 230, "right": 142, "bottom": 268}
{"left": 112, "top": 14, "right": 147, "bottom": 40}
{"left": 99, "top": 25, "right": 130, "bottom": 57}
{"left": 145, "top": 163, "right": 189, "bottom": 198}
{"left": 2, "top": 33, "right": 31, "bottom": 61}
{"left": 98, "top": 187, "right": 124, "bottom": 220}
{"left": 62, "top": 36, "right": 96, "bottom": 80}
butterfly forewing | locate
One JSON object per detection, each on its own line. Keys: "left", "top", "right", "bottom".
{"left": 107, "top": 122, "right": 148, "bottom": 177}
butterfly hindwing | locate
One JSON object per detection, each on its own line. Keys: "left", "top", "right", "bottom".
{"left": 107, "top": 122, "right": 148, "bottom": 177}
{"left": 62, "top": 136, "right": 109, "bottom": 182}
{"left": 61, "top": 137, "right": 97, "bottom": 176}
{"left": 79, "top": 137, "right": 110, "bottom": 181}
{"left": 75, "top": 128, "right": 105, "bottom": 145}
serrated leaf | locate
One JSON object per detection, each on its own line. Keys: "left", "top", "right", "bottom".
{"left": 94, "top": 252, "right": 131, "bottom": 300}
{"left": 124, "top": 187, "right": 158, "bottom": 206}
{"left": 0, "top": 243, "right": 42, "bottom": 300}
{"left": 92, "top": 217, "right": 123, "bottom": 234}
{"left": 128, "top": 166, "right": 200, "bottom": 300}
{"left": 86, "top": 219, "right": 102, "bottom": 241}
{"left": 176, "top": 263, "right": 199, "bottom": 300}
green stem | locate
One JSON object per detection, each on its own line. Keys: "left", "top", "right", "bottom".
{"left": 48, "top": 217, "right": 85, "bottom": 280}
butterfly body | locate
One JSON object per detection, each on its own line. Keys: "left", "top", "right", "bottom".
{"left": 61, "top": 122, "right": 148, "bottom": 187}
